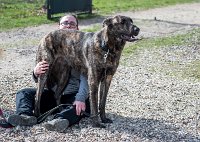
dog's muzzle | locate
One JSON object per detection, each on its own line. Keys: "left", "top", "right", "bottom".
{"left": 120, "top": 26, "right": 140, "bottom": 42}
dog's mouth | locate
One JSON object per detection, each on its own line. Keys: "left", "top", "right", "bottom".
{"left": 120, "top": 34, "right": 138, "bottom": 42}
{"left": 120, "top": 26, "right": 140, "bottom": 42}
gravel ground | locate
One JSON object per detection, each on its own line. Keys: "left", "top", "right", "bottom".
{"left": 1, "top": 2, "right": 200, "bottom": 142}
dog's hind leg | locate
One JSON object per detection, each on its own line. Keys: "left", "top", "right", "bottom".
{"left": 54, "top": 69, "right": 71, "bottom": 109}
{"left": 49, "top": 57, "right": 71, "bottom": 109}
{"left": 99, "top": 74, "right": 113, "bottom": 123}
{"left": 35, "top": 72, "right": 48, "bottom": 117}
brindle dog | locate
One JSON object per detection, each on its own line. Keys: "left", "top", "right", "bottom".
{"left": 35, "top": 15, "right": 140, "bottom": 128}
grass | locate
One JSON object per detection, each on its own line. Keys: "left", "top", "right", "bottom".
{"left": 165, "top": 59, "right": 200, "bottom": 81}
{"left": 123, "top": 28, "right": 200, "bottom": 56}
{"left": 93, "top": 0, "right": 200, "bottom": 14}
{"left": 121, "top": 28, "right": 200, "bottom": 80}
{"left": 82, "top": 24, "right": 101, "bottom": 32}
{"left": 1, "top": 0, "right": 200, "bottom": 31}
{"left": 0, "top": 38, "right": 39, "bottom": 49}
{"left": 0, "top": 0, "right": 51, "bottom": 31}
{"left": 183, "top": 60, "right": 200, "bottom": 80}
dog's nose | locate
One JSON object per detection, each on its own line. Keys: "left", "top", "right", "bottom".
{"left": 133, "top": 26, "right": 140, "bottom": 36}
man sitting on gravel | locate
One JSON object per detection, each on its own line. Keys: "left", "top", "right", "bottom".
{"left": 7, "top": 15, "right": 90, "bottom": 132}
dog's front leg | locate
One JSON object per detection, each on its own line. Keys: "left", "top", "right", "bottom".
{"left": 88, "top": 71, "right": 105, "bottom": 128}
{"left": 99, "top": 74, "right": 113, "bottom": 123}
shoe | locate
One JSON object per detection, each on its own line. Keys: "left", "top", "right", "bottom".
{"left": 0, "top": 119, "right": 14, "bottom": 128}
{"left": 43, "top": 118, "right": 69, "bottom": 132}
{"left": 7, "top": 114, "right": 37, "bottom": 126}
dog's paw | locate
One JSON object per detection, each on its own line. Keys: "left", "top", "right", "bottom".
{"left": 101, "top": 118, "right": 113, "bottom": 123}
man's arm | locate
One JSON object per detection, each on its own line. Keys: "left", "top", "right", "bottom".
{"left": 73, "top": 74, "right": 89, "bottom": 115}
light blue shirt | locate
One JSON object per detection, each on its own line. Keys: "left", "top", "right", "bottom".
{"left": 62, "top": 69, "right": 89, "bottom": 102}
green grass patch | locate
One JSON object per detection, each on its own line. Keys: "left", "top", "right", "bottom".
{"left": 123, "top": 28, "right": 200, "bottom": 56}
{"left": 165, "top": 60, "right": 200, "bottom": 80}
{"left": 121, "top": 28, "right": 200, "bottom": 81}
{"left": 82, "top": 24, "right": 101, "bottom": 32}
{"left": 0, "top": 38, "right": 39, "bottom": 49}
{"left": 1, "top": 0, "right": 200, "bottom": 31}
{"left": 93, "top": 0, "right": 200, "bottom": 14}
{"left": 0, "top": 0, "right": 52, "bottom": 31}
{"left": 183, "top": 60, "right": 200, "bottom": 80}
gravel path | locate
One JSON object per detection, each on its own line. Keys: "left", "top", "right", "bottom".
{"left": 1, "top": 2, "right": 200, "bottom": 142}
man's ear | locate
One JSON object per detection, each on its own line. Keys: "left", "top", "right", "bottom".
{"left": 103, "top": 17, "right": 112, "bottom": 27}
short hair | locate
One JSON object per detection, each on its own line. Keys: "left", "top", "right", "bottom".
{"left": 71, "top": 14, "right": 78, "bottom": 26}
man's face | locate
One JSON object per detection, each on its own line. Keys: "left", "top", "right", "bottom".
{"left": 59, "top": 16, "right": 78, "bottom": 30}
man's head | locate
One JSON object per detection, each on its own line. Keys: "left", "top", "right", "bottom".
{"left": 59, "top": 15, "right": 79, "bottom": 30}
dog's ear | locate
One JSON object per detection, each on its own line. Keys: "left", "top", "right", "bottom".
{"left": 103, "top": 17, "right": 113, "bottom": 27}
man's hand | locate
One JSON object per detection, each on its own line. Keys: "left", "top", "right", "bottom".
{"left": 73, "top": 101, "right": 86, "bottom": 115}
{"left": 33, "top": 61, "right": 49, "bottom": 77}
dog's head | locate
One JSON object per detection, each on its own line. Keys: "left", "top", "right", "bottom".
{"left": 103, "top": 15, "right": 140, "bottom": 42}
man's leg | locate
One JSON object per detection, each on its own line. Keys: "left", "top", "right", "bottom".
{"left": 43, "top": 94, "right": 90, "bottom": 132}
{"left": 42, "top": 94, "right": 75, "bottom": 132}
{"left": 8, "top": 88, "right": 56, "bottom": 126}
{"left": 53, "top": 94, "right": 90, "bottom": 126}
{"left": 16, "top": 88, "right": 56, "bottom": 115}
{"left": 16, "top": 88, "right": 36, "bottom": 116}
{"left": 8, "top": 88, "right": 37, "bottom": 126}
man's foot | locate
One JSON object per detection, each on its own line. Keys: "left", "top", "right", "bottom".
{"left": 7, "top": 114, "right": 37, "bottom": 126}
{"left": 43, "top": 118, "right": 69, "bottom": 132}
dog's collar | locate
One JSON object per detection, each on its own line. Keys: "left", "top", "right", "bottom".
{"left": 100, "top": 41, "right": 109, "bottom": 52}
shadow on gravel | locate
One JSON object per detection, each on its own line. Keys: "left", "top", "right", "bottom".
{"left": 137, "top": 18, "right": 200, "bottom": 27}
{"left": 106, "top": 113, "right": 199, "bottom": 141}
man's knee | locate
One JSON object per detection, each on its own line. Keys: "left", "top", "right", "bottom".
{"left": 16, "top": 88, "right": 36, "bottom": 100}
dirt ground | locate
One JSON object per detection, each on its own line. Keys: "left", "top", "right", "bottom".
{"left": 0, "top": 2, "right": 200, "bottom": 142}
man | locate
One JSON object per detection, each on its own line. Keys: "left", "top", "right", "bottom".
{"left": 7, "top": 15, "right": 90, "bottom": 132}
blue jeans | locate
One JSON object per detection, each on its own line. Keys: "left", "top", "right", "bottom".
{"left": 16, "top": 88, "right": 90, "bottom": 126}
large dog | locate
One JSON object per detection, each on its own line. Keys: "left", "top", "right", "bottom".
{"left": 35, "top": 15, "right": 140, "bottom": 127}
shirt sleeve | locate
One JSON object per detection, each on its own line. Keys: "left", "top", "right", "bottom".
{"left": 32, "top": 71, "right": 38, "bottom": 83}
{"left": 75, "top": 74, "right": 89, "bottom": 102}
